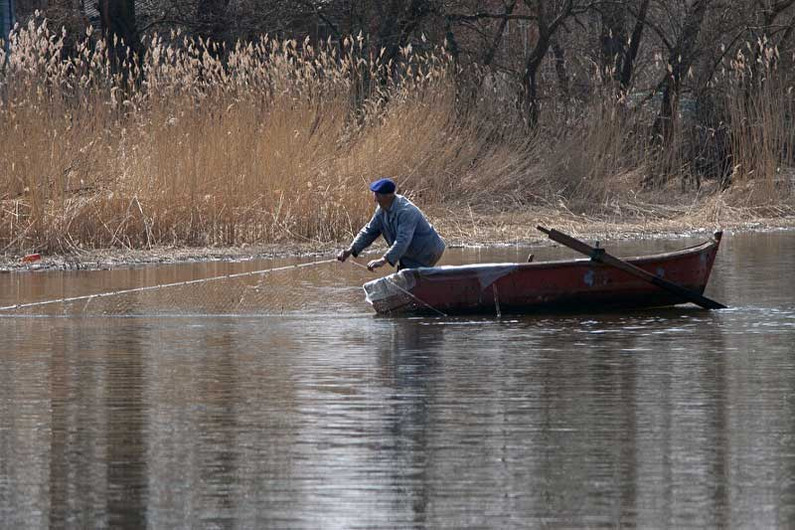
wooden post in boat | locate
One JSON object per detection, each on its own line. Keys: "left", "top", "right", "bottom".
{"left": 537, "top": 226, "right": 727, "bottom": 310}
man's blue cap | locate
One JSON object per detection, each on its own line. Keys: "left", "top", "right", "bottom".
{"left": 369, "top": 178, "right": 396, "bottom": 194}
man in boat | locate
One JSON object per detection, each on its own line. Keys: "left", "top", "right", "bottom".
{"left": 337, "top": 178, "right": 446, "bottom": 271}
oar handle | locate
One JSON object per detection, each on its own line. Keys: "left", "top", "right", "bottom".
{"left": 538, "top": 226, "right": 607, "bottom": 261}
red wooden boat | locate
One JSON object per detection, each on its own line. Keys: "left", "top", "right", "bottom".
{"left": 363, "top": 231, "right": 723, "bottom": 316}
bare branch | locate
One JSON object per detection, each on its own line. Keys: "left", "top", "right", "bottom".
{"left": 447, "top": 12, "right": 536, "bottom": 23}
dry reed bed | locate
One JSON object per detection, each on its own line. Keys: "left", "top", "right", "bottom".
{"left": 0, "top": 19, "right": 793, "bottom": 256}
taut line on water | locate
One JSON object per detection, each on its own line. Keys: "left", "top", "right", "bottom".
{"left": 0, "top": 258, "right": 339, "bottom": 312}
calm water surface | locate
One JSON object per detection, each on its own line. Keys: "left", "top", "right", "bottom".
{"left": 1, "top": 231, "right": 794, "bottom": 528}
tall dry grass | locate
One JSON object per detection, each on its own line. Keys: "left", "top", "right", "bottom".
{"left": 0, "top": 19, "right": 533, "bottom": 253}
{"left": 537, "top": 40, "right": 795, "bottom": 214}
{"left": 0, "top": 18, "right": 793, "bottom": 255}
{"left": 725, "top": 39, "right": 795, "bottom": 204}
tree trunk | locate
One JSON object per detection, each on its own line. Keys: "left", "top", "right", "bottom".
{"left": 646, "top": 0, "right": 712, "bottom": 188}
{"left": 618, "top": 0, "right": 650, "bottom": 90}
{"left": 444, "top": 16, "right": 460, "bottom": 62}
{"left": 519, "top": 0, "right": 578, "bottom": 127}
{"left": 197, "top": 0, "right": 231, "bottom": 46}
{"left": 600, "top": 2, "right": 626, "bottom": 81}
{"left": 520, "top": 1, "right": 550, "bottom": 128}
{"left": 551, "top": 38, "right": 570, "bottom": 100}
{"left": 483, "top": 0, "right": 518, "bottom": 66}
{"left": 652, "top": 0, "right": 711, "bottom": 147}
{"left": 522, "top": 64, "right": 540, "bottom": 126}
{"left": 375, "top": 0, "right": 430, "bottom": 68}
{"left": 98, "top": 0, "right": 142, "bottom": 76}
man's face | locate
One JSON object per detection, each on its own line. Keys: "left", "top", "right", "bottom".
{"left": 373, "top": 192, "right": 390, "bottom": 209}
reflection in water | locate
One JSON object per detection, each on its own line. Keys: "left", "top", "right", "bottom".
{"left": 196, "top": 331, "right": 238, "bottom": 527}
{"left": 0, "top": 231, "right": 794, "bottom": 527}
{"left": 377, "top": 321, "right": 445, "bottom": 527}
{"left": 106, "top": 329, "right": 148, "bottom": 529}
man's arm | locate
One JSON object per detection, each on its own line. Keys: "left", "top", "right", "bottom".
{"left": 338, "top": 211, "right": 382, "bottom": 262}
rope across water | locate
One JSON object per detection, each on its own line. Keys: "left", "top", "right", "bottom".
{"left": 0, "top": 256, "right": 449, "bottom": 317}
{"left": 0, "top": 258, "right": 338, "bottom": 312}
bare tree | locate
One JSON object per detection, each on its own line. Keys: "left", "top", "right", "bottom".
{"left": 651, "top": 0, "right": 713, "bottom": 147}
{"left": 446, "top": 0, "right": 541, "bottom": 70}
{"left": 98, "top": 0, "right": 142, "bottom": 72}
{"left": 599, "top": 0, "right": 626, "bottom": 78}
{"left": 484, "top": 0, "right": 519, "bottom": 66}
{"left": 519, "top": 0, "right": 592, "bottom": 127}
{"left": 374, "top": 0, "right": 437, "bottom": 69}
{"left": 619, "top": 0, "right": 650, "bottom": 88}
{"left": 196, "top": 0, "right": 230, "bottom": 44}
{"left": 596, "top": 0, "right": 650, "bottom": 89}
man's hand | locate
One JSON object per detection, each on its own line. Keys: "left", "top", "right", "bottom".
{"left": 367, "top": 257, "right": 387, "bottom": 271}
{"left": 337, "top": 247, "right": 353, "bottom": 262}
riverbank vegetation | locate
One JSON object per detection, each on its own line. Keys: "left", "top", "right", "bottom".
{"left": 1, "top": 1, "right": 794, "bottom": 256}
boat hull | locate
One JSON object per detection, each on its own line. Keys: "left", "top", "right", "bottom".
{"left": 363, "top": 233, "right": 722, "bottom": 316}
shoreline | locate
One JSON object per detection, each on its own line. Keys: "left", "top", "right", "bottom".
{"left": 2, "top": 209, "right": 794, "bottom": 273}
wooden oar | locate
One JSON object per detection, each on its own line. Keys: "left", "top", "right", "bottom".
{"left": 537, "top": 226, "right": 727, "bottom": 310}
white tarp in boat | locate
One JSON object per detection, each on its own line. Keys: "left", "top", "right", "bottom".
{"left": 421, "top": 264, "right": 519, "bottom": 290}
{"left": 363, "top": 270, "right": 417, "bottom": 304}
{"left": 363, "top": 264, "right": 519, "bottom": 305}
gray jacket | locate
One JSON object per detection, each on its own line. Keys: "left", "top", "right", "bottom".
{"left": 351, "top": 195, "right": 445, "bottom": 267}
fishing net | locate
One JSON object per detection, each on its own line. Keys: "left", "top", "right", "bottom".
{"left": 0, "top": 258, "right": 374, "bottom": 317}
